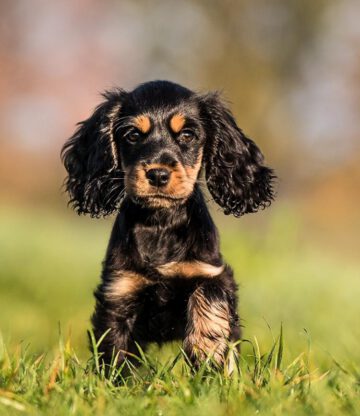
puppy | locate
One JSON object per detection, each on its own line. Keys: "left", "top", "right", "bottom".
{"left": 61, "top": 80, "right": 275, "bottom": 370}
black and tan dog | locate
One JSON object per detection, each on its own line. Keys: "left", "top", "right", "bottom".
{"left": 61, "top": 80, "right": 275, "bottom": 370}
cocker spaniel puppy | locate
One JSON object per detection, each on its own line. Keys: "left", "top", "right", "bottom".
{"left": 61, "top": 80, "right": 275, "bottom": 371}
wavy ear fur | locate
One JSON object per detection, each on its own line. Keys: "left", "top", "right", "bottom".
{"left": 61, "top": 89, "right": 127, "bottom": 217}
{"left": 200, "top": 92, "right": 276, "bottom": 217}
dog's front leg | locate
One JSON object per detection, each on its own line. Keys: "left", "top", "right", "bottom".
{"left": 184, "top": 276, "right": 239, "bottom": 369}
{"left": 91, "top": 272, "right": 151, "bottom": 373}
{"left": 91, "top": 297, "right": 148, "bottom": 373}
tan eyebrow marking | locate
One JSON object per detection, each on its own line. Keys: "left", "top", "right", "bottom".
{"left": 170, "top": 113, "right": 186, "bottom": 133}
{"left": 134, "top": 115, "right": 151, "bottom": 133}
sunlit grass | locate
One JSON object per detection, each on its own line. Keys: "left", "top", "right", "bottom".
{"left": 0, "top": 328, "right": 358, "bottom": 415}
{"left": 0, "top": 205, "right": 359, "bottom": 414}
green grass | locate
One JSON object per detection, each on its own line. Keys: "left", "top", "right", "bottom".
{"left": 0, "top": 205, "right": 359, "bottom": 415}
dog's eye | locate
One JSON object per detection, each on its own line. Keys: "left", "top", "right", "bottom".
{"left": 125, "top": 129, "right": 142, "bottom": 144}
{"left": 180, "top": 129, "right": 196, "bottom": 140}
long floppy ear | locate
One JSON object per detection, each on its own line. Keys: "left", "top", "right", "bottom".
{"left": 199, "top": 92, "right": 276, "bottom": 217}
{"left": 61, "top": 89, "right": 127, "bottom": 217}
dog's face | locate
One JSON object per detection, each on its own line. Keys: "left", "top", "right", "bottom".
{"left": 116, "top": 85, "right": 205, "bottom": 208}
{"left": 62, "top": 81, "right": 275, "bottom": 217}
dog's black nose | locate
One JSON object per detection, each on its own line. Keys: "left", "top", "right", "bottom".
{"left": 146, "top": 168, "right": 170, "bottom": 187}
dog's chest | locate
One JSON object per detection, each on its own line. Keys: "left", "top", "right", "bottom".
{"left": 134, "top": 226, "right": 187, "bottom": 265}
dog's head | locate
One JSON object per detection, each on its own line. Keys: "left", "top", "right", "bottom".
{"left": 61, "top": 80, "right": 275, "bottom": 217}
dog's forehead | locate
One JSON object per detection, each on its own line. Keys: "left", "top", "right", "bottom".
{"left": 144, "top": 102, "right": 199, "bottom": 121}
{"left": 124, "top": 80, "right": 199, "bottom": 119}
{"left": 130, "top": 80, "right": 194, "bottom": 103}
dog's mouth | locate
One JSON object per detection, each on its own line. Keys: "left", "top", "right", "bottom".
{"left": 131, "top": 192, "right": 187, "bottom": 208}
{"left": 143, "top": 193, "right": 185, "bottom": 200}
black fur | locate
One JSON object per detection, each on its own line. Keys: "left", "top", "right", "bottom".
{"left": 61, "top": 80, "right": 276, "bottom": 371}
{"left": 61, "top": 89, "right": 127, "bottom": 217}
{"left": 200, "top": 92, "right": 275, "bottom": 217}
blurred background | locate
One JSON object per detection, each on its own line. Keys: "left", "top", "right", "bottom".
{"left": 0, "top": 0, "right": 359, "bottom": 365}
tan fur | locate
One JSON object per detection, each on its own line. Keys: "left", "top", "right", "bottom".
{"left": 134, "top": 115, "right": 151, "bottom": 133}
{"left": 143, "top": 163, "right": 171, "bottom": 171}
{"left": 125, "top": 165, "right": 148, "bottom": 194}
{"left": 157, "top": 261, "right": 224, "bottom": 278}
{"left": 125, "top": 152, "right": 203, "bottom": 207}
{"left": 186, "top": 287, "right": 230, "bottom": 364}
{"left": 184, "top": 152, "right": 203, "bottom": 187}
{"left": 169, "top": 113, "right": 186, "bottom": 133}
{"left": 104, "top": 270, "right": 151, "bottom": 299}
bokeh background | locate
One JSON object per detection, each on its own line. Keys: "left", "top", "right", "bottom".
{"left": 1, "top": 0, "right": 359, "bottom": 367}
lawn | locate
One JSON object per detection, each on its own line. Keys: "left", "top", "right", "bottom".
{"left": 0, "top": 205, "right": 359, "bottom": 415}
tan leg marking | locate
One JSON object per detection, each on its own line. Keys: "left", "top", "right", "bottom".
{"left": 157, "top": 261, "right": 224, "bottom": 278}
{"left": 185, "top": 286, "right": 230, "bottom": 365}
{"left": 169, "top": 113, "right": 185, "bottom": 133}
{"left": 104, "top": 270, "right": 151, "bottom": 299}
{"left": 134, "top": 115, "right": 151, "bottom": 133}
